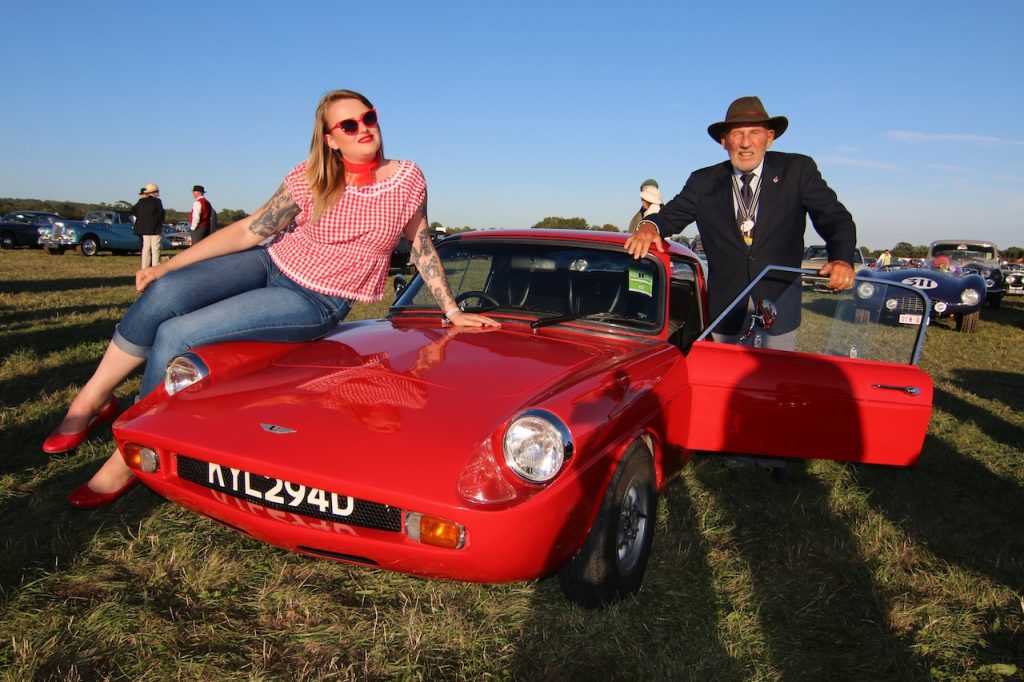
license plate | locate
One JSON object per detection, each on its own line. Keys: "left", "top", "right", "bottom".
{"left": 899, "top": 314, "right": 922, "bottom": 325}
{"left": 176, "top": 454, "right": 401, "bottom": 531}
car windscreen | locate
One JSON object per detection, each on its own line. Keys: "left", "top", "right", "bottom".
{"left": 931, "top": 243, "right": 997, "bottom": 261}
{"left": 392, "top": 239, "right": 664, "bottom": 328}
{"left": 700, "top": 266, "right": 928, "bottom": 364}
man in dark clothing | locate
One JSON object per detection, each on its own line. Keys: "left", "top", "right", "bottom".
{"left": 132, "top": 183, "right": 165, "bottom": 268}
{"left": 625, "top": 96, "right": 856, "bottom": 347}
{"left": 625, "top": 96, "right": 857, "bottom": 481}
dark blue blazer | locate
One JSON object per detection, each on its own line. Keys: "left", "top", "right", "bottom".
{"left": 648, "top": 151, "right": 856, "bottom": 333}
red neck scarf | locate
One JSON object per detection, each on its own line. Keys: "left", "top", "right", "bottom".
{"left": 343, "top": 155, "right": 382, "bottom": 187}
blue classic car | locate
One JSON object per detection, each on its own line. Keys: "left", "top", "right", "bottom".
{"left": 44, "top": 210, "right": 139, "bottom": 256}
{"left": 856, "top": 258, "right": 987, "bottom": 333}
{"left": 928, "top": 239, "right": 1004, "bottom": 309}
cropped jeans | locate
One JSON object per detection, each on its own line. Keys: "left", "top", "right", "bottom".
{"left": 113, "top": 248, "right": 352, "bottom": 396}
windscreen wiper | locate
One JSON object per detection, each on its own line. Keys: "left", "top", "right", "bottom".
{"left": 530, "top": 311, "right": 656, "bottom": 331}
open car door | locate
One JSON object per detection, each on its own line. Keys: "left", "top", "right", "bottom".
{"left": 668, "top": 266, "right": 933, "bottom": 466}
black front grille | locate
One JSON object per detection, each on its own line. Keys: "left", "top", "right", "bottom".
{"left": 176, "top": 454, "right": 402, "bottom": 532}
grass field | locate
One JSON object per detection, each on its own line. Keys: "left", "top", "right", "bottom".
{"left": 1, "top": 249, "right": 1022, "bottom": 681}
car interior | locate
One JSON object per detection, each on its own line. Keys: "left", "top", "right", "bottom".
{"left": 399, "top": 242, "right": 705, "bottom": 349}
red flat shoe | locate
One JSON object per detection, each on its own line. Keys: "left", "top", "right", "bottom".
{"left": 42, "top": 397, "right": 120, "bottom": 454}
{"left": 68, "top": 477, "right": 138, "bottom": 509}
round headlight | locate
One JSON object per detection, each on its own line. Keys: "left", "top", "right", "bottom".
{"left": 503, "top": 409, "right": 573, "bottom": 483}
{"left": 934, "top": 301, "right": 947, "bottom": 313}
{"left": 885, "top": 298, "right": 899, "bottom": 311}
{"left": 164, "top": 352, "right": 209, "bottom": 395}
{"left": 856, "top": 282, "right": 875, "bottom": 299}
{"left": 961, "top": 289, "right": 981, "bottom": 306}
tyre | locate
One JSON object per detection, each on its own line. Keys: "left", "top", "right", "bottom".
{"left": 77, "top": 236, "right": 99, "bottom": 256}
{"left": 558, "top": 441, "right": 657, "bottom": 608}
{"left": 0, "top": 232, "right": 14, "bottom": 250}
{"left": 955, "top": 310, "right": 979, "bottom": 333}
{"left": 45, "top": 246, "right": 65, "bottom": 256}
{"left": 987, "top": 294, "right": 1001, "bottom": 310}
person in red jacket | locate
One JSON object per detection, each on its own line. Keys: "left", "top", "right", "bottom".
{"left": 189, "top": 185, "right": 214, "bottom": 243}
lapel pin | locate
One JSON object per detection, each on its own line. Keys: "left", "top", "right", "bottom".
{"left": 772, "top": 176, "right": 779, "bottom": 183}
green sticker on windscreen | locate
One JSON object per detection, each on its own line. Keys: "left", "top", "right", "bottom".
{"left": 628, "top": 267, "right": 653, "bottom": 297}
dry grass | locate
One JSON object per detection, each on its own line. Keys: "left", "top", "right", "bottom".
{"left": 1, "top": 248, "right": 1022, "bottom": 680}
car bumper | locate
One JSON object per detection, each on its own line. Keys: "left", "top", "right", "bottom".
{"left": 121, "top": 445, "right": 606, "bottom": 584}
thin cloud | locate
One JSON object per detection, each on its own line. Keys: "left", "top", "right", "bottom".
{"left": 822, "top": 157, "right": 908, "bottom": 173}
{"left": 886, "top": 131, "right": 1024, "bottom": 147}
{"left": 924, "top": 164, "right": 1024, "bottom": 183}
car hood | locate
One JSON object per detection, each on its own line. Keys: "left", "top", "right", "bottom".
{"left": 116, "top": 319, "right": 647, "bottom": 507}
{"left": 866, "top": 268, "right": 981, "bottom": 284}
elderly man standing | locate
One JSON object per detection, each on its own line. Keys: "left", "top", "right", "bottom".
{"left": 626, "top": 96, "right": 856, "bottom": 348}
{"left": 189, "top": 184, "right": 214, "bottom": 244}
{"left": 625, "top": 97, "right": 857, "bottom": 481}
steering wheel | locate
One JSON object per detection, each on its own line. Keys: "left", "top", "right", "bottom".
{"left": 455, "top": 290, "right": 500, "bottom": 311}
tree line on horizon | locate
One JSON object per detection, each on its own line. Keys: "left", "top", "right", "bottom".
{"left": 7, "top": 198, "right": 1021, "bottom": 260}
{"left": 1, "top": 197, "right": 249, "bottom": 229}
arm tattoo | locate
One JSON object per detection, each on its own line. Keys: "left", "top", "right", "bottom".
{"left": 408, "top": 200, "right": 455, "bottom": 310}
{"left": 249, "top": 184, "right": 300, "bottom": 238}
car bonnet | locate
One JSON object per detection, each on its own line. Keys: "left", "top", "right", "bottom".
{"left": 116, "top": 321, "right": 642, "bottom": 506}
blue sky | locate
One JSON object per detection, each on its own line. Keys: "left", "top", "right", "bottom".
{"left": 2, "top": 1, "right": 1021, "bottom": 250}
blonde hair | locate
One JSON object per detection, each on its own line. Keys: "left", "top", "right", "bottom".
{"left": 306, "top": 89, "right": 383, "bottom": 224}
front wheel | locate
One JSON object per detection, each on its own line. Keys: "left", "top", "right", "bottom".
{"left": 987, "top": 294, "right": 1001, "bottom": 310}
{"left": 0, "top": 232, "right": 14, "bottom": 250}
{"left": 558, "top": 441, "right": 657, "bottom": 608}
{"left": 955, "top": 310, "right": 979, "bottom": 333}
{"left": 77, "top": 236, "right": 99, "bottom": 256}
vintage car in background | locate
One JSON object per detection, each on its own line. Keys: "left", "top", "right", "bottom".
{"left": 801, "top": 244, "right": 870, "bottom": 273}
{"left": 43, "top": 210, "right": 137, "bottom": 256}
{"left": 928, "top": 240, "right": 1004, "bottom": 309}
{"left": 1003, "top": 262, "right": 1024, "bottom": 296}
{"left": 112, "top": 230, "right": 933, "bottom": 608}
{"left": 857, "top": 257, "right": 988, "bottom": 333}
{"left": 0, "top": 210, "right": 63, "bottom": 249}
{"left": 163, "top": 222, "right": 191, "bottom": 249}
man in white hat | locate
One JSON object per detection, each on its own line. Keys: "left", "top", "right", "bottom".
{"left": 132, "top": 183, "right": 165, "bottom": 268}
{"left": 627, "top": 178, "right": 662, "bottom": 233}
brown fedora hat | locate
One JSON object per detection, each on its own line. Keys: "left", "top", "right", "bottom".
{"left": 707, "top": 96, "right": 788, "bottom": 142}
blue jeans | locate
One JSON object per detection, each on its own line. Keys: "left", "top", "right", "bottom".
{"left": 113, "top": 248, "right": 352, "bottom": 396}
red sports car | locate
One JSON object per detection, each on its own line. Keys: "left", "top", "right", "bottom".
{"left": 112, "top": 230, "right": 934, "bottom": 607}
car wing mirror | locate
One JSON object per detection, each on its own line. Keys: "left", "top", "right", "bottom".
{"left": 393, "top": 274, "right": 408, "bottom": 296}
{"left": 739, "top": 298, "right": 777, "bottom": 342}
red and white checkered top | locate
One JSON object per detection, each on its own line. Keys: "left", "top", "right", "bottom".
{"left": 268, "top": 159, "right": 426, "bottom": 302}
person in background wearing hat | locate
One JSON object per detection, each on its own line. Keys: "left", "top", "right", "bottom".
{"left": 189, "top": 185, "right": 214, "bottom": 243}
{"left": 625, "top": 96, "right": 856, "bottom": 481}
{"left": 132, "top": 183, "right": 165, "bottom": 269}
{"left": 627, "top": 179, "right": 663, "bottom": 233}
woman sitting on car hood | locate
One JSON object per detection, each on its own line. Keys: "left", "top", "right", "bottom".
{"left": 43, "top": 88, "right": 498, "bottom": 509}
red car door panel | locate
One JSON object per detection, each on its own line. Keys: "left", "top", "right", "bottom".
{"left": 672, "top": 341, "right": 932, "bottom": 466}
